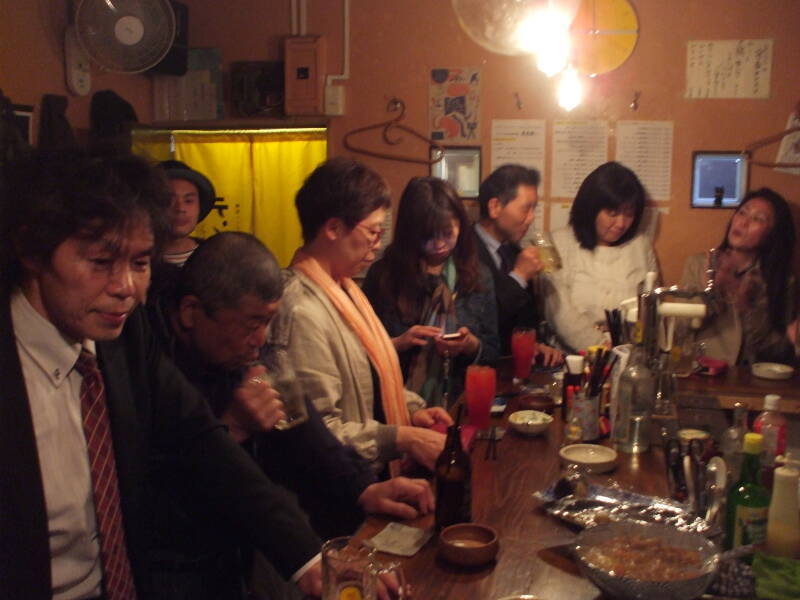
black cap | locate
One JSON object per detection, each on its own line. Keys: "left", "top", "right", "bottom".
{"left": 159, "top": 160, "right": 216, "bottom": 224}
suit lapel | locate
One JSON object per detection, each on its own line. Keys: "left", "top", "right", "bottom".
{"left": 0, "top": 294, "right": 52, "bottom": 599}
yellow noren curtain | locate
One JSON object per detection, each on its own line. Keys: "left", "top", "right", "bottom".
{"left": 132, "top": 128, "right": 327, "bottom": 267}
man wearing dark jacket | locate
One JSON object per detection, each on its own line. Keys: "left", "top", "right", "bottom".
{"left": 473, "top": 164, "right": 562, "bottom": 364}
{"left": 0, "top": 151, "right": 322, "bottom": 599}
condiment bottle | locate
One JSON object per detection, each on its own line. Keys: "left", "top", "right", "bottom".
{"left": 720, "top": 402, "right": 748, "bottom": 487}
{"left": 434, "top": 421, "right": 471, "bottom": 530}
{"left": 725, "top": 432, "right": 770, "bottom": 552}
{"left": 562, "top": 355, "right": 584, "bottom": 420}
{"left": 752, "top": 394, "right": 787, "bottom": 489}
{"left": 765, "top": 453, "right": 800, "bottom": 558}
{"left": 613, "top": 343, "right": 655, "bottom": 454}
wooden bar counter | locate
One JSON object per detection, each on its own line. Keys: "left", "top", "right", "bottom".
{"left": 678, "top": 366, "right": 800, "bottom": 414}
{"left": 354, "top": 393, "right": 670, "bottom": 600}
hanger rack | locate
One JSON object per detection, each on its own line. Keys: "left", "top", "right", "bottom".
{"left": 343, "top": 98, "right": 445, "bottom": 165}
{"left": 743, "top": 101, "right": 800, "bottom": 168}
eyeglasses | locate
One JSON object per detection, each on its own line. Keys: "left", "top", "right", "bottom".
{"left": 355, "top": 223, "right": 385, "bottom": 246}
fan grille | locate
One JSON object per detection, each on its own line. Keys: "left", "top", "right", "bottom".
{"left": 75, "top": 0, "right": 176, "bottom": 73}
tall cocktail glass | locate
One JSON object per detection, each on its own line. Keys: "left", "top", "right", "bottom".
{"left": 511, "top": 327, "right": 537, "bottom": 392}
{"left": 466, "top": 365, "right": 496, "bottom": 430}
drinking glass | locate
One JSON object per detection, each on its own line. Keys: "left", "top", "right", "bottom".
{"left": 370, "top": 557, "right": 409, "bottom": 600}
{"left": 261, "top": 347, "right": 309, "bottom": 430}
{"left": 322, "top": 536, "right": 376, "bottom": 600}
{"left": 511, "top": 327, "right": 537, "bottom": 392}
{"left": 530, "top": 230, "right": 562, "bottom": 273}
{"left": 466, "top": 365, "right": 496, "bottom": 430}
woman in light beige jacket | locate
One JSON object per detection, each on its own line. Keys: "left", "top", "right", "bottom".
{"left": 266, "top": 158, "right": 452, "bottom": 476}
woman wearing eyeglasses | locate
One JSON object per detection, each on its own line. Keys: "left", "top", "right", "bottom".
{"left": 265, "top": 158, "right": 452, "bottom": 477}
{"left": 362, "top": 177, "right": 499, "bottom": 408}
{"left": 681, "top": 188, "right": 798, "bottom": 365}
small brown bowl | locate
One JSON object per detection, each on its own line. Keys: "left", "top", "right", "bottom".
{"left": 438, "top": 523, "right": 499, "bottom": 567}
{"left": 516, "top": 394, "right": 555, "bottom": 413}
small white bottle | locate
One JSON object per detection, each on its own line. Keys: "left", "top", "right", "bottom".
{"left": 766, "top": 453, "right": 800, "bottom": 558}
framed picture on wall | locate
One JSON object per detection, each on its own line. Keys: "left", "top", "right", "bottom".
{"left": 690, "top": 151, "right": 749, "bottom": 208}
{"left": 430, "top": 146, "right": 481, "bottom": 198}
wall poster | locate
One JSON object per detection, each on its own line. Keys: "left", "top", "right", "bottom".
{"left": 429, "top": 67, "right": 481, "bottom": 144}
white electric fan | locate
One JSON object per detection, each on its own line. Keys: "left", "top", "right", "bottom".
{"left": 71, "top": 0, "right": 176, "bottom": 76}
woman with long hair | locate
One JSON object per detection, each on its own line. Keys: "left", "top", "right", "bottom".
{"left": 363, "top": 177, "right": 499, "bottom": 407}
{"left": 543, "top": 161, "right": 658, "bottom": 351}
{"left": 681, "top": 188, "right": 798, "bottom": 365}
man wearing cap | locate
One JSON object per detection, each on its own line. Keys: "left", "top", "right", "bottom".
{"left": 159, "top": 159, "right": 216, "bottom": 267}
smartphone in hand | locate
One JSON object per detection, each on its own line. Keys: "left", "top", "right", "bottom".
{"left": 441, "top": 332, "right": 465, "bottom": 340}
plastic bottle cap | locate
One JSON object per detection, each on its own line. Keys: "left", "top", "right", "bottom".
{"left": 763, "top": 394, "right": 781, "bottom": 411}
{"left": 743, "top": 432, "right": 763, "bottom": 455}
{"left": 566, "top": 355, "right": 585, "bottom": 375}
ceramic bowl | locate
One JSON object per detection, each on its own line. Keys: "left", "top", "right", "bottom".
{"left": 559, "top": 444, "right": 618, "bottom": 473}
{"left": 438, "top": 523, "right": 499, "bottom": 567}
{"left": 751, "top": 362, "right": 794, "bottom": 380}
{"left": 573, "top": 521, "right": 719, "bottom": 600}
{"left": 508, "top": 410, "right": 553, "bottom": 436}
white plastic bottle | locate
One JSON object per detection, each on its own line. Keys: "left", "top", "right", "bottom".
{"left": 765, "top": 454, "right": 800, "bottom": 558}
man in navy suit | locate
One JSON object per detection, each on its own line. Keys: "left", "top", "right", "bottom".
{"left": 0, "top": 151, "right": 322, "bottom": 599}
{"left": 473, "top": 164, "right": 562, "bottom": 364}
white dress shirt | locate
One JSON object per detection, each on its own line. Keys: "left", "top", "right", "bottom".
{"left": 11, "top": 290, "right": 103, "bottom": 599}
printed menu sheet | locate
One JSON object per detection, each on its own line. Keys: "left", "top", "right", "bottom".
{"left": 551, "top": 120, "right": 608, "bottom": 198}
{"left": 490, "top": 119, "right": 546, "bottom": 191}
{"left": 685, "top": 39, "right": 772, "bottom": 99}
{"left": 616, "top": 121, "right": 674, "bottom": 201}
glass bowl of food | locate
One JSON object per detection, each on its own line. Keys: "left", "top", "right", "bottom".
{"left": 573, "top": 521, "right": 719, "bottom": 600}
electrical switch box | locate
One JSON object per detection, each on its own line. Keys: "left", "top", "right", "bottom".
{"left": 284, "top": 36, "right": 325, "bottom": 116}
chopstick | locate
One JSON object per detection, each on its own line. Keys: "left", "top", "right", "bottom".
{"left": 484, "top": 425, "right": 498, "bottom": 460}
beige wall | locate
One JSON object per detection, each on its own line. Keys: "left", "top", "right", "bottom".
{"left": 2, "top": 0, "right": 799, "bottom": 284}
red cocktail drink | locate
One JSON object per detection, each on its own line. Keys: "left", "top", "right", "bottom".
{"left": 511, "top": 328, "right": 537, "bottom": 380}
{"left": 466, "top": 365, "right": 496, "bottom": 430}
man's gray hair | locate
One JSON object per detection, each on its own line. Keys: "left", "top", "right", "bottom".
{"left": 177, "top": 232, "right": 282, "bottom": 313}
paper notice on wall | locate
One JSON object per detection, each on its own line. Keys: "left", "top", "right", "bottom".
{"left": 551, "top": 120, "right": 608, "bottom": 198}
{"left": 616, "top": 121, "right": 674, "bottom": 201}
{"left": 685, "top": 39, "right": 772, "bottom": 99}
{"left": 490, "top": 119, "right": 546, "bottom": 191}
{"left": 776, "top": 112, "right": 800, "bottom": 176}
{"left": 549, "top": 202, "right": 572, "bottom": 232}
{"left": 642, "top": 206, "right": 668, "bottom": 241}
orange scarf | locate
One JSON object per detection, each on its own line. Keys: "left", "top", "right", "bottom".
{"left": 291, "top": 252, "right": 411, "bottom": 474}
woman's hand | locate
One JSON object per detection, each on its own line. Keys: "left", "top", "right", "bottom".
{"left": 411, "top": 406, "right": 453, "bottom": 428}
{"left": 396, "top": 426, "right": 447, "bottom": 471}
{"left": 392, "top": 325, "right": 442, "bottom": 352}
{"left": 434, "top": 326, "right": 480, "bottom": 358}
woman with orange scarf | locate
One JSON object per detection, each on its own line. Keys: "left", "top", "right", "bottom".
{"left": 265, "top": 158, "right": 452, "bottom": 476}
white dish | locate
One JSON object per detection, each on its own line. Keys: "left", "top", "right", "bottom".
{"left": 559, "top": 444, "right": 618, "bottom": 473}
{"left": 751, "top": 362, "right": 794, "bottom": 380}
{"left": 508, "top": 410, "right": 553, "bottom": 436}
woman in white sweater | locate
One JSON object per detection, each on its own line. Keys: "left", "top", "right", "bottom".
{"left": 544, "top": 162, "right": 658, "bottom": 352}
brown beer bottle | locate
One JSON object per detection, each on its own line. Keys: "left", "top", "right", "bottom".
{"left": 434, "top": 423, "right": 472, "bottom": 530}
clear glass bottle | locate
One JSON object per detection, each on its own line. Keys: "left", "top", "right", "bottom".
{"left": 721, "top": 402, "right": 748, "bottom": 487}
{"left": 653, "top": 351, "right": 677, "bottom": 416}
{"left": 613, "top": 343, "right": 656, "bottom": 454}
{"left": 725, "top": 432, "right": 770, "bottom": 552}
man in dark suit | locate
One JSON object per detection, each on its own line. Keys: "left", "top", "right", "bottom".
{"left": 473, "top": 164, "right": 562, "bottom": 364}
{"left": 0, "top": 151, "right": 322, "bottom": 599}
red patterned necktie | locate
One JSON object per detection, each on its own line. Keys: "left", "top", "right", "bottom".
{"left": 75, "top": 349, "right": 137, "bottom": 600}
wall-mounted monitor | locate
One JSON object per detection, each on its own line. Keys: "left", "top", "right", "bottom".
{"left": 691, "top": 151, "right": 748, "bottom": 208}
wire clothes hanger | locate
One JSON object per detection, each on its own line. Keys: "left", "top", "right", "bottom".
{"left": 343, "top": 97, "right": 445, "bottom": 165}
{"left": 742, "top": 101, "right": 800, "bottom": 168}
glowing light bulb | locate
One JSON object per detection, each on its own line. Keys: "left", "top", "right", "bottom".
{"left": 557, "top": 66, "right": 583, "bottom": 111}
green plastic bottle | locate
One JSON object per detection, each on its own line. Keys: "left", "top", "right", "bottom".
{"left": 725, "top": 432, "right": 771, "bottom": 552}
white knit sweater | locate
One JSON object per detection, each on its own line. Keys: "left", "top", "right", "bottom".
{"left": 543, "top": 227, "right": 658, "bottom": 351}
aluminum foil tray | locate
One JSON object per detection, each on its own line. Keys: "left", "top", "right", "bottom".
{"left": 534, "top": 482, "right": 721, "bottom": 537}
